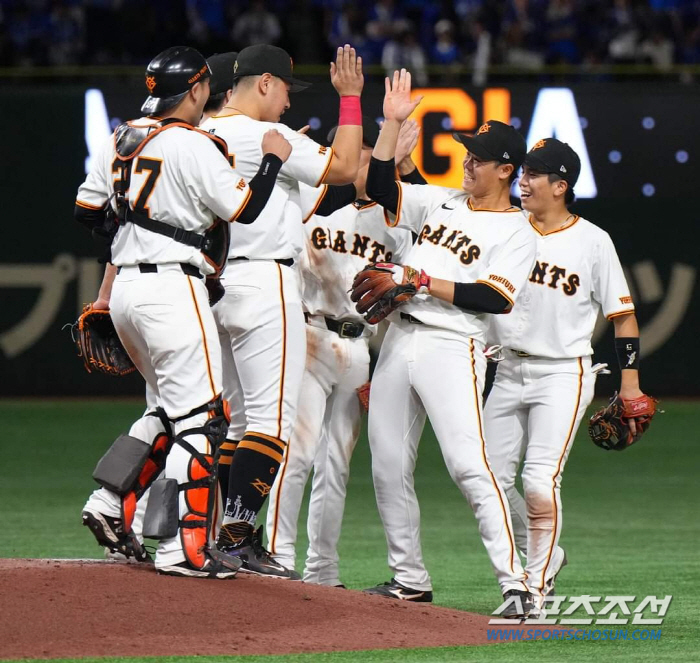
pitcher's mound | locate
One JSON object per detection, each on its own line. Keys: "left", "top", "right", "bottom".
{"left": 0, "top": 559, "right": 522, "bottom": 659}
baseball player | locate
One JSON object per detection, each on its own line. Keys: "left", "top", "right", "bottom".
{"left": 264, "top": 117, "right": 422, "bottom": 586}
{"left": 76, "top": 46, "right": 291, "bottom": 577}
{"left": 483, "top": 138, "right": 648, "bottom": 611}
{"left": 360, "top": 70, "right": 537, "bottom": 617}
{"left": 200, "top": 44, "right": 364, "bottom": 578}
{"left": 202, "top": 52, "right": 238, "bottom": 123}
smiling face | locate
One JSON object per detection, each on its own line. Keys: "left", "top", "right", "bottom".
{"left": 519, "top": 165, "right": 569, "bottom": 213}
{"left": 461, "top": 151, "right": 513, "bottom": 196}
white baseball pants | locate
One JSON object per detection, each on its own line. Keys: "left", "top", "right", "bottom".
{"left": 265, "top": 319, "right": 370, "bottom": 584}
{"left": 369, "top": 320, "right": 527, "bottom": 593}
{"left": 484, "top": 354, "right": 596, "bottom": 598}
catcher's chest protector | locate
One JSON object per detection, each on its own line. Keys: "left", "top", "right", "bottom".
{"left": 112, "top": 119, "right": 231, "bottom": 276}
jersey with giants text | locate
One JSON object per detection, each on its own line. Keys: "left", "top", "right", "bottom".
{"left": 488, "top": 215, "right": 634, "bottom": 358}
{"left": 384, "top": 183, "right": 536, "bottom": 343}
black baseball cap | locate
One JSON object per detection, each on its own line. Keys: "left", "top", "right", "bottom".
{"left": 453, "top": 120, "right": 527, "bottom": 168}
{"left": 327, "top": 115, "right": 380, "bottom": 148}
{"left": 524, "top": 138, "right": 581, "bottom": 187}
{"left": 233, "top": 44, "right": 311, "bottom": 92}
{"left": 207, "top": 52, "right": 238, "bottom": 95}
{"left": 141, "top": 46, "right": 211, "bottom": 115}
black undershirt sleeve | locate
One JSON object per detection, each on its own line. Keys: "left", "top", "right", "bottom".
{"left": 236, "top": 153, "right": 284, "bottom": 224}
{"left": 74, "top": 204, "right": 107, "bottom": 231}
{"left": 315, "top": 184, "right": 357, "bottom": 216}
{"left": 400, "top": 166, "right": 427, "bottom": 185}
{"left": 452, "top": 282, "right": 511, "bottom": 314}
{"left": 366, "top": 156, "right": 400, "bottom": 214}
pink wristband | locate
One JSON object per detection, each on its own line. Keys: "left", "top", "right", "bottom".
{"left": 338, "top": 95, "right": 362, "bottom": 126}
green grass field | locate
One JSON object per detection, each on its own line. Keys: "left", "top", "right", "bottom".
{"left": 1, "top": 399, "right": 698, "bottom": 662}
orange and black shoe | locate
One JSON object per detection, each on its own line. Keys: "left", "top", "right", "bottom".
{"left": 211, "top": 524, "right": 301, "bottom": 580}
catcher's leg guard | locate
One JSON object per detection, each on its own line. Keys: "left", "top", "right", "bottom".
{"left": 120, "top": 408, "right": 174, "bottom": 531}
{"left": 92, "top": 434, "right": 151, "bottom": 495}
{"left": 170, "top": 396, "right": 231, "bottom": 570}
{"left": 142, "top": 478, "right": 179, "bottom": 539}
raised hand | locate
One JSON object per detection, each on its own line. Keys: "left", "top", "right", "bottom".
{"left": 330, "top": 44, "right": 364, "bottom": 97}
{"left": 261, "top": 129, "right": 292, "bottom": 162}
{"left": 383, "top": 69, "right": 422, "bottom": 123}
{"left": 395, "top": 119, "right": 420, "bottom": 164}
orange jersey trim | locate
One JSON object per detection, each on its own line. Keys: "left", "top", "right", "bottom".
{"left": 229, "top": 185, "right": 253, "bottom": 222}
{"left": 467, "top": 198, "right": 521, "bottom": 213}
{"left": 75, "top": 199, "right": 106, "bottom": 210}
{"left": 187, "top": 276, "right": 217, "bottom": 400}
{"left": 475, "top": 279, "right": 516, "bottom": 308}
{"left": 469, "top": 339, "right": 521, "bottom": 579}
{"left": 315, "top": 147, "right": 335, "bottom": 187}
{"left": 539, "top": 357, "right": 583, "bottom": 593}
{"left": 303, "top": 184, "right": 329, "bottom": 222}
{"left": 528, "top": 214, "right": 580, "bottom": 237}
{"left": 607, "top": 308, "right": 636, "bottom": 320}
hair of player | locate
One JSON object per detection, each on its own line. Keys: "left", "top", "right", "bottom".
{"left": 231, "top": 75, "right": 259, "bottom": 91}
{"left": 548, "top": 172, "right": 576, "bottom": 206}
{"left": 203, "top": 91, "right": 227, "bottom": 114}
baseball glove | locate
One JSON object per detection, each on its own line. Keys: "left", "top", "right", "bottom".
{"left": 350, "top": 262, "right": 430, "bottom": 325}
{"left": 588, "top": 391, "right": 658, "bottom": 451}
{"left": 70, "top": 305, "right": 136, "bottom": 377}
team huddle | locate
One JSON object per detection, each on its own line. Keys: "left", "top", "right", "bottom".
{"left": 74, "top": 42, "right": 656, "bottom": 620}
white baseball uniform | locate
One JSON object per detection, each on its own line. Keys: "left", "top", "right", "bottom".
{"left": 200, "top": 112, "right": 335, "bottom": 524}
{"left": 370, "top": 184, "right": 536, "bottom": 593}
{"left": 484, "top": 214, "right": 634, "bottom": 600}
{"left": 77, "top": 118, "right": 252, "bottom": 569}
{"left": 265, "top": 185, "right": 413, "bottom": 584}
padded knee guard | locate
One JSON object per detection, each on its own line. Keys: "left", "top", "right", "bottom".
{"left": 121, "top": 408, "right": 174, "bottom": 531}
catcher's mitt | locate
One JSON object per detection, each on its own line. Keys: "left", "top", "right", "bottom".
{"left": 588, "top": 391, "right": 658, "bottom": 451}
{"left": 70, "top": 305, "right": 136, "bottom": 377}
{"left": 350, "top": 262, "right": 430, "bottom": 325}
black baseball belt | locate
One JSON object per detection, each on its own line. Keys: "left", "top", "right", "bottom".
{"left": 304, "top": 313, "right": 365, "bottom": 339}
{"left": 116, "top": 263, "right": 202, "bottom": 279}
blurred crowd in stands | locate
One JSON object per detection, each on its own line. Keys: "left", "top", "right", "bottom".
{"left": 2, "top": 0, "right": 699, "bottom": 79}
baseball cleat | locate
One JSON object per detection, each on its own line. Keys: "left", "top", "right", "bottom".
{"left": 363, "top": 578, "right": 433, "bottom": 602}
{"left": 157, "top": 553, "right": 241, "bottom": 579}
{"left": 500, "top": 589, "right": 535, "bottom": 620}
{"left": 212, "top": 524, "right": 301, "bottom": 579}
{"left": 543, "top": 547, "right": 568, "bottom": 597}
{"left": 82, "top": 510, "right": 152, "bottom": 563}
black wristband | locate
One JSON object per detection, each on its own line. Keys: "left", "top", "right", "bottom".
{"left": 400, "top": 167, "right": 427, "bottom": 185}
{"left": 615, "top": 337, "right": 640, "bottom": 370}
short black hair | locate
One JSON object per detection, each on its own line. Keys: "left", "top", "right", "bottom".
{"left": 548, "top": 172, "right": 575, "bottom": 206}
{"left": 203, "top": 91, "right": 226, "bottom": 114}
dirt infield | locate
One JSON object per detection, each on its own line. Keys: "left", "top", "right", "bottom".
{"left": 0, "top": 558, "right": 536, "bottom": 659}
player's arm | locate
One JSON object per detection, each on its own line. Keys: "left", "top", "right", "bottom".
{"left": 92, "top": 263, "right": 118, "bottom": 310}
{"left": 429, "top": 279, "right": 511, "bottom": 313}
{"left": 395, "top": 119, "right": 426, "bottom": 185}
{"left": 366, "top": 69, "right": 423, "bottom": 214}
{"left": 613, "top": 312, "right": 643, "bottom": 396}
{"left": 322, "top": 45, "right": 364, "bottom": 185}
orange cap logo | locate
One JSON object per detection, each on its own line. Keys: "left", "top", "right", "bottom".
{"left": 145, "top": 76, "right": 156, "bottom": 93}
{"left": 532, "top": 139, "right": 547, "bottom": 150}
{"left": 476, "top": 123, "right": 490, "bottom": 135}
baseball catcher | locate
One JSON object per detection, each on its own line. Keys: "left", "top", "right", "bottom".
{"left": 351, "top": 262, "right": 431, "bottom": 324}
{"left": 70, "top": 304, "right": 136, "bottom": 377}
{"left": 589, "top": 391, "right": 658, "bottom": 450}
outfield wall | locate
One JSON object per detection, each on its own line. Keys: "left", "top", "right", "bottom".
{"left": 1, "top": 79, "right": 697, "bottom": 395}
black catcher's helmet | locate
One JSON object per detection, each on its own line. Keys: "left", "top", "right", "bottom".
{"left": 141, "top": 46, "right": 211, "bottom": 116}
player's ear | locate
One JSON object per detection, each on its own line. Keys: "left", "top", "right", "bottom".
{"left": 258, "top": 73, "right": 273, "bottom": 95}
{"left": 499, "top": 163, "right": 514, "bottom": 182}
